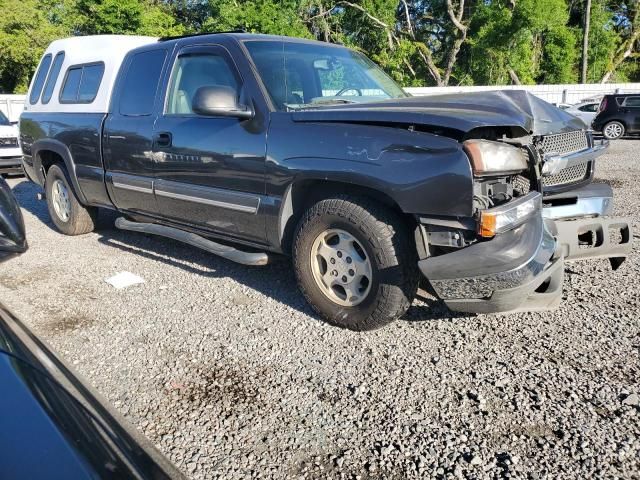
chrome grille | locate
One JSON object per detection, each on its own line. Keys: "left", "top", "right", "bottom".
{"left": 512, "top": 175, "right": 531, "bottom": 194}
{"left": 539, "top": 130, "right": 590, "bottom": 187}
{"left": 539, "top": 130, "right": 588, "bottom": 156}
{"left": 0, "top": 137, "right": 18, "bottom": 148}
{"left": 543, "top": 162, "right": 589, "bottom": 187}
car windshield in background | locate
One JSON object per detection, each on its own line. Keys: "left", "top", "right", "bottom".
{"left": 0, "top": 111, "right": 10, "bottom": 125}
{"left": 244, "top": 40, "right": 407, "bottom": 110}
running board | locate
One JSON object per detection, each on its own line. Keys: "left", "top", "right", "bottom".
{"left": 115, "top": 217, "right": 269, "bottom": 266}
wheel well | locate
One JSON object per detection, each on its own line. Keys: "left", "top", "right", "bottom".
{"left": 604, "top": 119, "right": 627, "bottom": 128}
{"left": 280, "top": 180, "right": 417, "bottom": 253}
{"left": 37, "top": 150, "right": 65, "bottom": 177}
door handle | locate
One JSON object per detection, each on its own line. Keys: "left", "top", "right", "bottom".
{"left": 154, "top": 132, "right": 172, "bottom": 147}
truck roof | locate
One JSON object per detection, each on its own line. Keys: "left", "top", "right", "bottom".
{"left": 25, "top": 35, "right": 157, "bottom": 114}
{"left": 23, "top": 33, "right": 345, "bottom": 116}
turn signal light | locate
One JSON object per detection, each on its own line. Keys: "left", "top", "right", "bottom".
{"left": 478, "top": 192, "right": 541, "bottom": 238}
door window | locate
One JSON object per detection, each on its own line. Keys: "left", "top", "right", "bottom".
{"left": 578, "top": 103, "right": 598, "bottom": 112}
{"left": 166, "top": 53, "right": 239, "bottom": 115}
{"left": 624, "top": 96, "right": 640, "bottom": 107}
{"left": 119, "top": 49, "right": 167, "bottom": 116}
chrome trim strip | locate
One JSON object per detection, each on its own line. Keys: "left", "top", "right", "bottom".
{"left": 543, "top": 139, "right": 608, "bottom": 172}
{"left": 543, "top": 195, "right": 612, "bottom": 220}
{"left": 112, "top": 182, "right": 153, "bottom": 194}
{"left": 154, "top": 189, "right": 258, "bottom": 214}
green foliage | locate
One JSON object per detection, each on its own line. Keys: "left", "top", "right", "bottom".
{"left": 203, "top": 0, "right": 311, "bottom": 38}
{"left": 0, "top": 0, "right": 70, "bottom": 93}
{"left": 0, "top": 0, "right": 638, "bottom": 93}
{"left": 585, "top": 0, "right": 624, "bottom": 82}
{"left": 466, "top": 0, "right": 578, "bottom": 85}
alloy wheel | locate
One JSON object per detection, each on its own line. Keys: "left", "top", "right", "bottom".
{"left": 310, "top": 228, "right": 373, "bottom": 307}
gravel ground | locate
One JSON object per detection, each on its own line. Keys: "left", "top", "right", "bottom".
{"left": 2, "top": 140, "right": 640, "bottom": 480}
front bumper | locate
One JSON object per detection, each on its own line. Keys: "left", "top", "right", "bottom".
{"left": 420, "top": 189, "right": 632, "bottom": 314}
{"left": 543, "top": 182, "right": 613, "bottom": 220}
{"left": 0, "top": 155, "right": 23, "bottom": 174}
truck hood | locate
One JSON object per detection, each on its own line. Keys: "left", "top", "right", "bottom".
{"left": 292, "top": 90, "right": 586, "bottom": 137}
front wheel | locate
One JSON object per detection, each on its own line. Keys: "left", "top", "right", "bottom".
{"left": 602, "top": 121, "right": 625, "bottom": 140}
{"left": 293, "top": 196, "right": 419, "bottom": 331}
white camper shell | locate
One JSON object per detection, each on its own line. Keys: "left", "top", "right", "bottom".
{"left": 24, "top": 35, "right": 157, "bottom": 114}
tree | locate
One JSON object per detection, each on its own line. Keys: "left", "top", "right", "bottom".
{"left": 0, "top": 0, "right": 70, "bottom": 93}
{"left": 203, "top": 0, "right": 311, "bottom": 38}
{"left": 600, "top": 0, "right": 639, "bottom": 82}
{"left": 582, "top": 0, "right": 592, "bottom": 83}
{"left": 465, "top": 0, "right": 578, "bottom": 85}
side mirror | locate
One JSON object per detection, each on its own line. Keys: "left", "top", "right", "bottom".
{"left": 0, "top": 177, "right": 27, "bottom": 262}
{"left": 192, "top": 86, "right": 254, "bottom": 120}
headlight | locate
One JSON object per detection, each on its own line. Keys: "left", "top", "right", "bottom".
{"left": 463, "top": 139, "right": 529, "bottom": 176}
{"left": 478, "top": 192, "right": 541, "bottom": 238}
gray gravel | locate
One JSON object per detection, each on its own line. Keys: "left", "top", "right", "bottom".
{"left": 2, "top": 140, "right": 640, "bottom": 479}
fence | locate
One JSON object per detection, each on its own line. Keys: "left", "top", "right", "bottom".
{"left": 2, "top": 83, "right": 640, "bottom": 119}
{"left": 405, "top": 83, "right": 640, "bottom": 104}
{"left": 0, "top": 95, "right": 26, "bottom": 123}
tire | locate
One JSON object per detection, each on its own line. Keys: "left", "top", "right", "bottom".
{"left": 293, "top": 195, "right": 419, "bottom": 331}
{"left": 45, "top": 164, "right": 97, "bottom": 235}
{"left": 602, "top": 121, "right": 625, "bottom": 140}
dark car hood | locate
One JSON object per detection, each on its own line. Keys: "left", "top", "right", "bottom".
{"left": 292, "top": 90, "right": 586, "bottom": 137}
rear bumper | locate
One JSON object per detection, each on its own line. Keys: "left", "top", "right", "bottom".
{"left": 420, "top": 188, "right": 632, "bottom": 314}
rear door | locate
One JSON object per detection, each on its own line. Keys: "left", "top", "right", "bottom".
{"left": 151, "top": 43, "right": 268, "bottom": 244}
{"left": 103, "top": 47, "right": 169, "bottom": 215}
{"left": 622, "top": 96, "right": 640, "bottom": 132}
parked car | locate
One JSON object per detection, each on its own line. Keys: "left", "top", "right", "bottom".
{"left": 592, "top": 94, "right": 640, "bottom": 139}
{"left": 0, "top": 176, "right": 184, "bottom": 479}
{"left": 0, "top": 110, "right": 22, "bottom": 175}
{"left": 563, "top": 101, "right": 600, "bottom": 128}
{"left": 19, "top": 34, "right": 632, "bottom": 330}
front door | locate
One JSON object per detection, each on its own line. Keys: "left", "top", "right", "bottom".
{"left": 103, "top": 48, "right": 169, "bottom": 215}
{"left": 152, "top": 45, "right": 267, "bottom": 244}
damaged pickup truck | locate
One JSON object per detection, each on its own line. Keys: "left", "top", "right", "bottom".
{"left": 19, "top": 33, "right": 632, "bottom": 330}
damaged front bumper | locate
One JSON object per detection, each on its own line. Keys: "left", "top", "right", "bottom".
{"left": 420, "top": 187, "right": 632, "bottom": 314}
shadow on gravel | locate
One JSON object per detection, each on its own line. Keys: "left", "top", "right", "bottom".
{"left": 12, "top": 179, "right": 464, "bottom": 325}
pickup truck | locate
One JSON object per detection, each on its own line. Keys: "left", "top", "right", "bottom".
{"left": 19, "top": 33, "right": 632, "bottom": 330}
{"left": 0, "top": 110, "right": 22, "bottom": 175}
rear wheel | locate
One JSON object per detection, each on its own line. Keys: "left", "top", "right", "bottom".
{"left": 602, "top": 121, "right": 625, "bottom": 140}
{"left": 45, "top": 164, "right": 97, "bottom": 235}
{"left": 293, "top": 195, "right": 419, "bottom": 331}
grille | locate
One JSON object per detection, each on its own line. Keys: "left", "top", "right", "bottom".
{"left": 538, "top": 130, "right": 590, "bottom": 187}
{"left": 542, "top": 162, "right": 589, "bottom": 187}
{"left": 0, "top": 137, "right": 18, "bottom": 147}
{"left": 512, "top": 175, "right": 531, "bottom": 195}
{"left": 539, "top": 130, "right": 588, "bottom": 156}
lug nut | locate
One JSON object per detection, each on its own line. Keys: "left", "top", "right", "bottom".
{"left": 330, "top": 258, "right": 336, "bottom": 264}
{"left": 341, "top": 275, "right": 348, "bottom": 282}
{"left": 348, "top": 269, "right": 355, "bottom": 276}
{"left": 337, "top": 251, "right": 343, "bottom": 258}
{"left": 332, "top": 270, "right": 338, "bottom": 276}
{"left": 346, "top": 257, "right": 352, "bottom": 264}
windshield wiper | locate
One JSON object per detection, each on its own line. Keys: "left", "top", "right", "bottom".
{"left": 287, "top": 98, "right": 359, "bottom": 111}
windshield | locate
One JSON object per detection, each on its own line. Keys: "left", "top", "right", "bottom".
{"left": 244, "top": 40, "right": 407, "bottom": 111}
{"left": 0, "top": 111, "right": 10, "bottom": 125}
